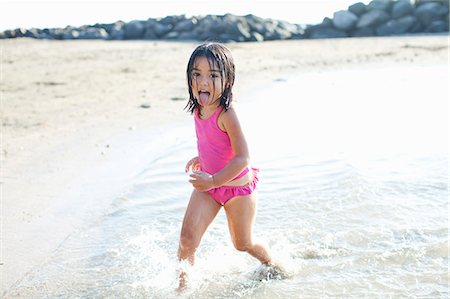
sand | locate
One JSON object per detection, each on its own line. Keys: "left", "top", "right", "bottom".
{"left": 1, "top": 35, "right": 448, "bottom": 293}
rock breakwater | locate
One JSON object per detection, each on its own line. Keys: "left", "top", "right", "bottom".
{"left": 1, "top": 0, "right": 448, "bottom": 41}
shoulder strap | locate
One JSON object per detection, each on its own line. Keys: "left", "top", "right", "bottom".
{"left": 212, "top": 105, "right": 223, "bottom": 121}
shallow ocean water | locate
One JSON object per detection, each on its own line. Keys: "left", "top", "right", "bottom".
{"left": 7, "top": 65, "right": 448, "bottom": 298}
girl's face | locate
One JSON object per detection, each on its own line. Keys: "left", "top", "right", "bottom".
{"left": 190, "top": 56, "right": 226, "bottom": 107}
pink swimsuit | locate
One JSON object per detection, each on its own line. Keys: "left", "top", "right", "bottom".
{"left": 194, "top": 106, "right": 259, "bottom": 205}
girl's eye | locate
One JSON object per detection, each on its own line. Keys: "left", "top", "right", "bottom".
{"left": 191, "top": 72, "right": 219, "bottom": 79}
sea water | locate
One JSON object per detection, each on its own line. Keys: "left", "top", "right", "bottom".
{"left": 6, "top": 65, "right": 448, "bottom": 298}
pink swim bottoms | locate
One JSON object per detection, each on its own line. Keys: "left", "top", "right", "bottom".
{"left": 207, "top": 168, "right": 259, "bottom": 206}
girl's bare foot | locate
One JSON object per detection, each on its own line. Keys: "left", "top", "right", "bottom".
{"left": 252, "top": 263, "right": 289, "bottom": 281}
{"left": 176, "top": 271, "right": 188, "bottom": 293}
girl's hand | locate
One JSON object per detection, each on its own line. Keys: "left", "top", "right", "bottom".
{"left": 189, "top": 171, "right": 215, "bottom": 191}
{"left": 185, "top": 157, "right": 200, "bottom": 173}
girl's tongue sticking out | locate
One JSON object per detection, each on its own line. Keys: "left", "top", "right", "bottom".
{"left": 199, "top": 91, "right": 210, "bottom": 105}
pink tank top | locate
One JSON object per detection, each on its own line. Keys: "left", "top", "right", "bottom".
{"left": 194, "top": 106, "right": 249, "bottom": 180}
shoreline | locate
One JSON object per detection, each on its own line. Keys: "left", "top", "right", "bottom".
{"left": 1, "top": 35, "right": 448, "bottom": 293}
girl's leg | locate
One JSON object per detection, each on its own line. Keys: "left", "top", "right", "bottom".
{"left": 177, "top": 190, "right": 220, "bottom": 290}
{"left": 178, "top": 190, "right": 221, "bottom": 263}
{"left": 223, "top": 193, "right": 273, "bottom": 265}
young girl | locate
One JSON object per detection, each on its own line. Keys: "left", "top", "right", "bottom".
{"left": 177, "top": 42, "right": 280, "bottom": 289}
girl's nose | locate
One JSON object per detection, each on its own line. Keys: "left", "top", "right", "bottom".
{"left": 199, "top": 75, "right": 210, "bottom": 86}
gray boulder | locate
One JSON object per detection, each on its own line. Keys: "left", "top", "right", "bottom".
{"left": 205, "top": 15, "right": 228, "bottom": 34}
{"left": 63, "top": 29, "right": 79, "bottom": 39}
{"left": 376, "top": 15, "right": 417, "bottom": 35}
{"left": 143, "top": 30, "right": 157, "bottom": 39}
{"left": 165, "top": 31, "right": 179, "bottom": 39}
{"left": 173, "top": 18, "right": 198, "bottom": 32}
{"left": 26, "top": 28, "right": 43, "bottom": 38}
{"left": 257, "top": 19, "right": 279, "bottom": 40}
{"left": 349, "top": 2, "right": 367, "bottom": 16}
{"left": 426, "top": 20, "right": 449, "bottom": 32}
{"left": 304, "top": 18, "right": 332, "bottom": 37}
{"left": 313, "top": 17, "right": 334, "bottom": 29}
{"left": 409, "top": 20, "right": 425, "bottom": 33}
{"left": 160, "top": 15, "right": 186, "bottom": 26}
{"left": 11, "top": 28, "right": 29, "bottom": 38}
{"left": 278, "top": 20, "right": 299, "bottom": 33}
{"left": 108, "top": 22, "right": 125, "bottom": 40}
{"left": 178, "top": 31, "right": 197, "bottom": 40}
{"left": 357, "top": 9, "right": 390, "bottom": 28}
{"left": 321, "top": 17, "right": 334, "bottom": 28}
{"left": 152, "top": 22, "right": 172, "bottom": 37}
{"left": 397, "top": 15, "right": 418, "bottom": 31}
{"left": 260, "top": 20, "right": 296, "bottom": 40}
{"left": 415, "top": 2, "right": 449, "bottom": 27}
{"left": 272, "top": 27, "right": 292, "bottom": 40}
{"left": 293, "top": 24, "right": 306, "bottom": 37}
{"left": 97, "top": 23, "right": 115, "bottom": 34}
{"left": 1, "top": 30, "right": 14, "bottom": 38}
{"left": 193, "top": 17, "right": 219, "bottom": 40}
{"left": 124, "top": 20, "right": 145, "bottom": 39}
{"left": 142, "top": 19, "right": 158, "bottom": 39}
{"left": 367, "top": 0, "right": 392, "bottom": 12}
{"left": 248, "top": 31, "right": 264, "bottom": 42}
{"left": 226, "top": 21, "right": 251, "bottom": 40}
{"left": 219, "top": 15, "right": 252, "bottom": 40}
{"left": 333, "top": 10, "right": 359, "bottom": 31}
{"left": 352, "top": 27, "right": 376, "bottom": 37}
{"left": 37, "top": 29, "right": 53, "bottom": 39}
{"left": 416, "top": 0, "right": 449, "bottom": 5}
{"left": 246, "top": 14, "right": 267, "bottom": 35}
{"left": 218, "top": 33, "right": 245, "bottom": 42}
{"left": 309, "top": 27, "right": 348, "bottom": 39}
{"left": 40, "top": 28, "right": 52, "bottom": 39}
{"left": 48, "top": 28, "right": 66, "bottom": 39}
{"left": 76, "top": 27, "right": 108, "bottom": 39}
{"left": 236, "top": 22, "right": 252, "bottom": 40}
{"left": 19, "top": 28, "right": 40, "bottom": 38}
{"left": 391, "top": 0, "right": 415, "bottom": 19}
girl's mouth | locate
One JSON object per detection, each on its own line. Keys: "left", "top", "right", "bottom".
{"left": 198, "top": 91, "right": 211, "bottom": 105}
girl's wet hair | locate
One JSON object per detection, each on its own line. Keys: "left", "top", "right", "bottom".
{"left": 185, "top": 43, "right": 235, "bottom": 115}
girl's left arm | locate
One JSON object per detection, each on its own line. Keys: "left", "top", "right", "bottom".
{"left": 189, "top": 106, "right": 250, "bottom": 191}
{"left": 211, "top": 106, "right": 250, "bottom": 186}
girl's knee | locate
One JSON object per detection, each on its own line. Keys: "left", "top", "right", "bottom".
{"left": 179, "top": 230, "right": 200, "bottom": 252}
{"left": 233, "top": 239, "right": 252, "bottom": 252}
